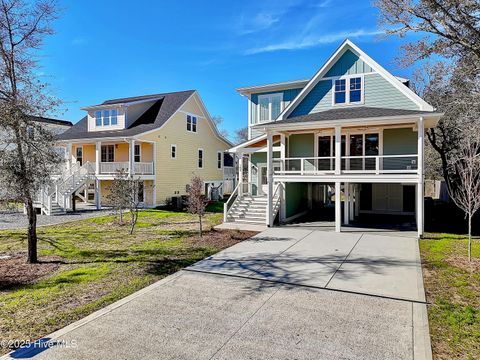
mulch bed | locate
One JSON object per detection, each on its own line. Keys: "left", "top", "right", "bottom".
{"left": 0, "top": 254, "right": 61, "bottom": 290}
{"left": 188, "top": 229, "right": 259, "bottom": 249}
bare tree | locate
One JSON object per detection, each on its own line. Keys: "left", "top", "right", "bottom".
{"left": 234, "top": 127, "right": 248, "bottom": 144}
{"left": 448, "top": 119, "right": 480, "bottom": 261}
{"left": 211, "top": 115, "right": 229, "bottom": 139}
{"left": 375, "top": 0, "right": 480, "bottom": 65}
{"left": 127, "top": 177, "right": 144, "bottom": 235}
{"left": 186, "top": 175, "right": 208, "bottom": 237}
{"left": 0, "top": 0, "right": 60, "bottom": 263}
{"left": 106, "top": 169, "right": 130, "bottom": 223}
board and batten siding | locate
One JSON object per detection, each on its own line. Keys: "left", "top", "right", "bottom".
{"left": 139, "top": 93, "right": 229, "bottom": 205}
{"left": 324, "top": 49, "right": 373, "bottom": 77}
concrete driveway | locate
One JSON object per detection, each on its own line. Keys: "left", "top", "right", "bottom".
{"left": 189, "top": 228, "right": 426, "bottom": 302}
{"left": 3, "top": 228, "right": 431, "bottom": 360}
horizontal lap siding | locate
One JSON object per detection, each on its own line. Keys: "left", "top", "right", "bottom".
{"left": 139, "top": 94, "right": 229, "bottom": 205}
{"left": 364, "top": 74, "right": 418, "bottom": 110}
{"left": 289, "top": 80, "right": 332, "bottom": 117}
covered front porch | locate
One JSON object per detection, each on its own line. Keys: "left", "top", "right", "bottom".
{"left": 226, "top": 115, "right": 432, "bottom": 237}
{"left": 64, "top": 138, "right": 155, "bottom": 177}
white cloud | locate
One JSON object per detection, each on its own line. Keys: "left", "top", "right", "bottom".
{"left": 245, "top": 29, "right": 382, "bottom": 54}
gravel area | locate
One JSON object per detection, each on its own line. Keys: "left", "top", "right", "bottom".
{"left": 0, "top": 209, "right": 111, "bottom": 230}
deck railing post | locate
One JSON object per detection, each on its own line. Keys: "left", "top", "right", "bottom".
{"left": 375, "top": 156, "right": 380, "bottom": 174}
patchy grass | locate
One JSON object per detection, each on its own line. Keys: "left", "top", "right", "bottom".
{"left": 420, "top": 233, "right": 480, "bottom": 359}
{"left": 0, "top": 209, "right": 255, "bottom": 354}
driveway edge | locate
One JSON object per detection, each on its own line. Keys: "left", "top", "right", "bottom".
{"left": 0, "top": 271, "right": 184, "bottom": 360}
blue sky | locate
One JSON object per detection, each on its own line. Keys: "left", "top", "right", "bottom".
{"left": 39, "top": 0, "right": 417, "bottom": 140}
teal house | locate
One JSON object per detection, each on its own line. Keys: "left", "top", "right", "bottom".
{"left": 225, "top": 40, "right": 443, "bottom": 237}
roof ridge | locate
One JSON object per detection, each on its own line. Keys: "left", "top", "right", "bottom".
{"left": 101, "top": 89, "right": 195, "bottom": 105}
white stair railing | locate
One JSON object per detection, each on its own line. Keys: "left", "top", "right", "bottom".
{"left": 223, "top": 182, "right": 240, "bottom": 222}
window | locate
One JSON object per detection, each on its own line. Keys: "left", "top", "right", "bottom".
{"left": 101, "top": 145, "right": 114, "bottom": 162}
{"left": 171, "top": 144, "right": 177, "bottom": 159}
{"left": 187, "top": 114, "right": 197, "bottom": 132}
{"left": 102, "top": 110, "right": 110, "bottom": 126}
{"left": 134, "top": 144, "right": 141, "bottom": 162}
{"left": 94, "top": 109, "right": 119, "bottom": 127}
{"left": 217, "top": 151, "right": 222, "bottom": 169}
{"left": 334, "top": 77, "right": 363, "bottom": 105}
{"left": 198, "top": 149, "right": 203, "bottom": 168}
{"left": 111, "top": 109, "right": 118, "bottom": 125}
{"left": 257, "top": 93, "right": 282, "bottom": 122}
{"left": 95, "top": 111, "right": 102, "bottom": 126}
{"left": 349, "top": 77, "right": 362, "bottom": 103}
{"left": 334, "top": 79, "right": 346, "bottom": 104}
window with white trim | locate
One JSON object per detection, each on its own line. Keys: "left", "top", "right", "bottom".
{"left": 187, "top": 114, "right": 197, "bottom": 132}
{"left": 198, "top": 149, "right": 203, "bottom": 168}
{"left": 171, "top": 144, "right": 177, "bottom": 159}
{"left": 333, "top": 77, "right": 363, "bottom": 105}
{"left": 217, "top": 151, "right": 222, "bottom": 169}
{"left": 257, "top": 93, "right": 282, "bottom": 122}
{"left": 101, "top": 145, "right": 114, "bottom": 162}
{"left": 95, "top": 109, "right": 119, "bottom": 127}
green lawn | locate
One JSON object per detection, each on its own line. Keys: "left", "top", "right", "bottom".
{"left": 420, "top": 233, "right": 480, "bottom": 359}
{"left": 0, "top": 209, "right": 254, "bottom": 354}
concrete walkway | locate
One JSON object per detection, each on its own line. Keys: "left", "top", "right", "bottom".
{"left": 2, "top": 228, "right": 431, "bottom": 360}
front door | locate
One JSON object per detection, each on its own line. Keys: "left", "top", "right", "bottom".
{"left": 258, "top": 165, "right": 280, "bottom": 195}
{"left": 76, "top": 146, "right": 83, "bottom": 166}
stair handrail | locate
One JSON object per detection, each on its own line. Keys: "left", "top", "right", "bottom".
{"left": 223, "top": 182, "right": 240, "bottom": 222}
{"left": 272, "top": 182, "right": 283, "bottom": 219}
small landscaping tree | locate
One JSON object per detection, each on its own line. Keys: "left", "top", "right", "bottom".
{"left": 106, "top": 169, "right": 130, "bottom": 223}
{"left": 187, "top": 175, "right": 208, "bottom": 237}
{"left": 126, "top": 177, "right": 144, "bottom": 235}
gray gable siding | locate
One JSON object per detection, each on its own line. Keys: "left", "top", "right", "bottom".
{"left": 364, "top": 73, "right": 418, "bottom": 110}
{"left": 288, "top": 73, "right": 419, "bottom": 118}
{"left": 324, "top": 49, "right": 373, "bottom": 77}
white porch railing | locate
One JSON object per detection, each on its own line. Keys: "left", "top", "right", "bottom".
{"left": 99, "top": 162, "right": 154, "bottom": 175}
{"left": 341, "top": 154, "right": 418, "bottom": 174}
{"left": 133, "top": 162, "right": 154, "bottom": 175}
{"left": 275, "top": 155, "right": 418, "bottom": 175}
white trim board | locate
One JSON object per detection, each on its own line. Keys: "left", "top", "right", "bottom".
{"left": 278, "top": 39, "right": 434, "bottom": 120}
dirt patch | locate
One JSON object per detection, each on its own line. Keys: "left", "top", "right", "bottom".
{"left": 188, "top": 229, "right": 258, "bottom": 249}
{"left": 0, "top": 253, "right": 61, "bottom": 289}
{"left": 446, "top": 256, "right": 480, "bottom": 273}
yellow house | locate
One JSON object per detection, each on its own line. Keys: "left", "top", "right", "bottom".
{"left": 37, "top": 90, "right": 231, "bottom": 214}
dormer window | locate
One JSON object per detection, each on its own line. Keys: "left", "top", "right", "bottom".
{"left": 94, "top": 109, "right": 118, "bottom": 127}
{"left": 333, "top": 76, "right": 363, "bottom": 105}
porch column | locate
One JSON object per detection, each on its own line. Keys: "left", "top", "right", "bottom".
{"left": 95, "top": 179, "right": 101, "bottom": 210}
{"left": 95, "top": 141, "right": 101, "bottom": 175}
{"left": 344, "top": 182, "right": 349, "bottom": 225}
{"left": 349, "top": 184, "right": 355, "bottom": 221}
{"left": 335, "top": 181, "right": 341, "bottom": 232}
{"left": 238, "top": 153, "right": 244, "bottom": 196}
{"left": 417, "top": 117, "right": 425, "bottom": 237}
{"left": 66, "top": 143, "right": 73, "bottom": 171}
{"left": 266, "top": 132, "right": 273, "bottom": 226}
{"left": 129, "top": 139, "right": 135, "bottom": 177}
{"left": 279, "top": 133, "right": 287, "bottom": 222}
{"left": 335, "top": 125, "right": 341, "bottom": 175}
